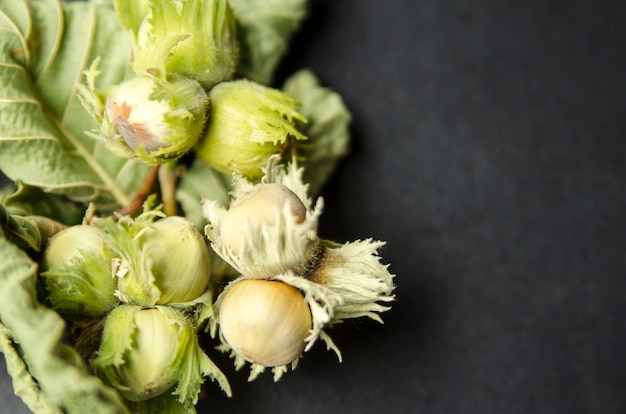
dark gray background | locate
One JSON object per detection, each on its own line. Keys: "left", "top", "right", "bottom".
{"left": 2, "top": 0, "right": 626, "bottom": 413}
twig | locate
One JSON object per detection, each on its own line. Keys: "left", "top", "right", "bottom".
{"left": 159, "top": 162, "right": 182, "bottom": 216}
{"left": 114, "top": 166, "right": 159, "bottom": 218}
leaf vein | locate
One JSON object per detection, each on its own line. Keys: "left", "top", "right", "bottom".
{"left": 0, "top": 98, "right": 39, "bottom": 104}
{"left": 0, "top": 136, "right": 57, "bottom": 142}
{"left": 0, "top": 6, "right": 30, "bottom": 67}
{"left": 35, "top": 0, "right": 64, "bottom": 83}
{"left": 61, "top": 4, "right": 96, "bottom": 127}
{"left": 21, "top": 0, "right": 32, "bottom": 40}
{"left": 0, "top": 62, "right": 24, "bottom": 70}
{"left": 49, "top": 117, "right": 131, "bottom": 206}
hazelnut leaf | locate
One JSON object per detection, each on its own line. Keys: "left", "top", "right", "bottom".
{"left": 2, "top": 182, "right": 84, "bottom": 225}
{"left": 0, "top": 323, "right": 63, "bottom": 413}
{"left": 229, "top": 0, "right": 308, "bottom": 84}
{"left": 0, "top": 203, "right": 42, "bottom": 252}
{"left": 282, "top": 69, "right": 352, "bottom": 196}
{"left": 0, "top": 0, "right": 148, "bottom": 212}
{"left": 176, "top": 157, "right": 234, "bottom": 230}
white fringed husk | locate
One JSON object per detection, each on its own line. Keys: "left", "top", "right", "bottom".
{"left": 203, "top": 157, "right": 395, "bottom": 381}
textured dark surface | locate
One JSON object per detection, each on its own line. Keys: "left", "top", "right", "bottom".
{"left": 2, "top": 0, "right": 626, "bottom": 413}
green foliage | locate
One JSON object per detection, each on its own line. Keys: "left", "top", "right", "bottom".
{"left": 283, "top": 69, "right": 352, "bottom": 196}
{"left": 0, "top": 0, "right": 148, "bottom": 212}
{"left": 229, "top": 0, "right": 308, "bottom": 84}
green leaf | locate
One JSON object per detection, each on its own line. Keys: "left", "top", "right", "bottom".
{"left": 0, "top": 0, "right": 148, "bottom": 212}
{"left": 0, "top": 324, "right": 62, "bottom": 414}
{"left": 176, "top": 158, "right": 238, "bottom": 283}
{"left": 0, "top": 202, "right": 42, "bottom": 251}
{"left": 0, "top": 234, "right": 129, "bottom": 413}
{"left": 126, "top": 392, "right": 195, "bottom": 414}
{"left": 229, "top": 0, "right": 308, "bottom": 84}
{"left": 112, "top": 0, "right": 150, "bottom": 46}
{"left": 282, "top": 69, "right": 351, "bottom": 195}
{"left": 176, "top": 158, "right": 233, "bottom": 230}
{"left": 0, "top": 183, "right": 15, "bottom": 201}
{"left": 3, "top": 181, "right": 85, "bottom": 225}
{"left": 1, "top": 182, "right": 80, "bottom": 253}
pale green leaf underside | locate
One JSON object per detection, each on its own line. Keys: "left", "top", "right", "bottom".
{"left": 126, "top": 392, "right": 194, "bottom": 414}
{"left": 0, "top": 324, "right": 62, "bottom": 414}
{"left": 0, "top": 201, "right": 41, "bottom": 251}
{"left": 229, "top": 0, "right": 308, "bottom": 84}
{"left": 283, "top": 69, "right": 352, "bottom": 196}
{"left": 0, "top": 0, "right": 147, "bottom": 211}
{"left": 3, "top": 181, "right": 85, "bottom": 224}
{"left": 176, "top": 158, "right": 233, "bottom": 230}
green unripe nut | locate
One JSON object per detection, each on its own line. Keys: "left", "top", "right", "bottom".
{"left": 95, "top": 306, "right": 188, "bottom": 401}
{"left": 120, "top": 308, "right": 179, "bottom": 401}
{"left": 195, "top": 80, "right": 307, "bottom": 177}
{"left": 39, "top": 225, "right": 118, "bottom": 317}
{"left": 105, "top": 76, "right": 208, "bottom": 164}
{"left": 219, "top": 279, "right": 312, "bottom": 367}
{"left": 142, "top": 216, "right": 211, "bottom": 304}
{"left": 220, "top": 183, "right": 307, "bottom": 255}
{"left": 133, "top": 0, "right": 238, "bottom": 89}
{"left": 41, "top": 225, "right": 107, "bottom": 270}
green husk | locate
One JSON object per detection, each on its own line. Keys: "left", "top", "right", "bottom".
{"left": 0, "top": 232, "right": 129, "bottom": 413}
{"left": 204, "top": 158, "right": 394, "bottom": 381}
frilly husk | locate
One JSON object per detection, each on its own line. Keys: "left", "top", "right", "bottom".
{"left": 203, "top": 157, "right": 395, "bottom": 381}
{"left": 203, "top": 156, "right": 321, "bottom": 279}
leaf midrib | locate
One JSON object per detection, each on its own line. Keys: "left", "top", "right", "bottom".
{"left": 29, "top": 1, "right": 132, "bottom": 207}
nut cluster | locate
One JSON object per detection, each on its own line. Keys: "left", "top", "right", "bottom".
{"left": 38, "top": 206, "right": 230, "bottom": 407}
{"left": 204, "top": 157, "right": 395, "bottom": 380}
{"left": 26, "top": 0, "right": 397, "bottom": 410}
